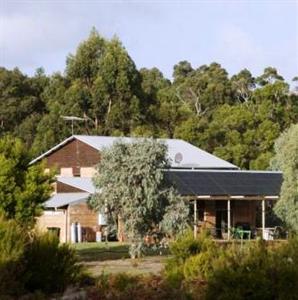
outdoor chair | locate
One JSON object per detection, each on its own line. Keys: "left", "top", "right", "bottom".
{"left": 231, "top": 224, "right": 252, "bottom": 240}
{"left": 269, "top": 226, "right": 285, "bottom": 240}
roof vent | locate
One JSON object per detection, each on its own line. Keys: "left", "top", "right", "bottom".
{"left": 175, "top": 152, "right": 183, "bottom": 164}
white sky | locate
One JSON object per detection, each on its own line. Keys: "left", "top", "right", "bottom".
{"left": 1, "top": 0, "right": 297, "bottom": 82}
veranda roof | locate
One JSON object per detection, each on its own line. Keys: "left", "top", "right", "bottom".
{"left": 165, "top": 170, "right": 282, "bottom": 197}
{"left": 47, "top": 169, "right": 282, "bottom": 207}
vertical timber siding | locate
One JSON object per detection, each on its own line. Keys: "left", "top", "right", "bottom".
{"left": 46, "top": 139, "right": 100, "bottom": 174}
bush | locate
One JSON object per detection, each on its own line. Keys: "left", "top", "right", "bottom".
{"left": 164, "top": 257, "right": 185, "bottom": 288}
{"left": 165, "top": 232, "right": 298, "bottom": 299}
{"left": 0, "top": 214, "right": 83, "bottom": 297}
{"left": 183, "top": 247, "right": 218, "bottom": 281}
{"left": 24, "top": 231, "right": 82, "bottom": 293}
{"left": 169, "top": 229, "right": 203, "bottom": 262}
{"left": 165, "top": 229, "right": 216, "bottom": 286}
{"left": 205, "top": 239, "right": 298, "bottom": 300}
{"left": 0, "top": 215, "right": 26, "bottom": 295}
{"left": 91, "top": 272, "right": 189, "bottom": 300}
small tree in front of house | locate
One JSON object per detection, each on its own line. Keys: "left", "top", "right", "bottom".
{"left": 89, "top": 139, "right": 189, "bottom": 258}
{"left": 0, "top": 136, "right": 53, "bottom": 228}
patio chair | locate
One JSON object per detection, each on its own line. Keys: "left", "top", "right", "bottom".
{"left": 269, "top": 226, "right": 284, "bottom": 240}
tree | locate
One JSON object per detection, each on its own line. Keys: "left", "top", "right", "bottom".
{"left": 200, "top": 104, "right": 280, "bottom": 169}
{"left": 256, "top": 67, "right": 284, "bottom": 86}
{"left": 92, "top": 37, "right": 142, "bottom": 135}
{"left": 231, "top": 69, "right": 255, "bottom": 103}
{"left": 174, "top": 63, "right": 233, "bottom": 117}
{"left": 0, "top": 67, "right": 48, "bottom": 148}
{"left": 271, "top": 124, "right": 298, "bottom": 231}
{"left": 173, "top": 60, "right": 194, "bottom": 84}
{"left": 89, "top": 139, "right": 189, "bottom": 258}
{"left": 0, "top": 136, "right": 53, "bottom": 227}
{"left": 66, "top": 28, "right": 106, "bottom": 87}
{"left": 293, "top": 76, "right": 298, "bottom": 94}
{"left": 31, "top": 73, "right": 73, "bottom": 155}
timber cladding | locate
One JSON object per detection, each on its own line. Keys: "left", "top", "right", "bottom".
{"left": 45, "top": 139, "right": 101, "bottom": 174}
{"left": 56, "top": 181, "right": 85, "bottom": 193}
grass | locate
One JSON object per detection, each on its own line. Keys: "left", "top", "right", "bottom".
{"left": 73, "top": 242, "right": 169, "bottom": 276}
{"left": 83, "top": 256, "right": 167, "bottom": 276}
{"left": 74, "top": 242, "right": 130, "bottom": 262}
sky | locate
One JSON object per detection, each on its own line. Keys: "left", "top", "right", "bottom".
{"left": 1, "top": 0, "right": 297, "bottom": 83}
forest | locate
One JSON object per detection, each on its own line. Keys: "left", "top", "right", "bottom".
{"left": 1, "top": 29, "right": 297, "bottom": 170}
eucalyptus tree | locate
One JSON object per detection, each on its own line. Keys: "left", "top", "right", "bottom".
{"left": 0, "top": 67, "right": 48, "bottom": 147}
{"left": 256, "top": 67, "right": 284, "bottom": 86}
{"left": 92, "top": 37, "right": 143, "bottom": 135}
{"left": 173, "top": 60, "right": 194, "bottom": 84}
{"left": 89, "top": 139, "right": 189, "bottom": 258}
{"left": 271, "top": 124, "right": 298, "bottom": 231}
{"left": 231, "top": 69, "right": 255, "bottom": 103}
{"left": 174, "top": 63, "right": 233, "bottom": 117}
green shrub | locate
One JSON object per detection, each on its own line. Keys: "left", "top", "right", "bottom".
{"left": 92, "top": 273, "right": 189, "bottom": 300}
{"left": 205, "top": 239, "right": 298, "bottom": 300}
{"left": 183, "top": 247, "right": 218, "bottom": 281}
{"left": 163, "top": 257, "right": 185, "bottom": 288}
{"left": 0, "top": 215, "right": 84, "bottom": 296}
{"left": 165, "top": 229, "right": 217, "bottom": 286}
{"left": 24, "top": 231, "right": 82, "bottom": 294}
{"left": 268, "top": 238, "right": 298, "bottom": 300}
{"left": 169, "top": 229, "right": 206, "bottom": 263}
{"left": 165, "top": 233, "right": 298, "bottom": 299}
{"left": 0, "top": 214, "right": 26, "bottom": 295}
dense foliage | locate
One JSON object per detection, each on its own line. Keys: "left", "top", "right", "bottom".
{"left": 0, "top": 215, "right": 25, "bottom": 293}
{"left": 271, "top": 124, "right": 298, "bottom": 232}
{"left": 164, "top": 232, "right": 298, "bottom": 300}
{"left": 0, "top": 136, "right": 53, "bottom": 227}
{"left": 90, "top": 139, "right": 189, "bottom": 258}
{"left": 24, "top": 231, "right": 83, "bottom": 294}
{"left": 0, "top": 215, "right": 83, "bottom": 297}
{"left": 0, "top": 29, "right": 297, "bottom": 169}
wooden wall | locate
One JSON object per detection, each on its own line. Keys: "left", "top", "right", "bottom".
{"left": 233, "top": 201, "right": 256, "bottom": 227}
{"left": 46, "top": 139, "right": 100, "bottom": 175}
{"left": 202, "top": 200, "right": 257, "bottom": 229}
{"left": 56, "top": 181, "right": 85, "bottom": 193}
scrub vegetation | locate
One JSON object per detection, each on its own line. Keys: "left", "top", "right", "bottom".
{"left": 86, "top": 231, "right": 298, "bottom": 300}
{"left": 0, "top": 215, "right": 83, "bottom": 298}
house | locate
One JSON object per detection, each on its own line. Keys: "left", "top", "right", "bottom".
{"left": 32, "top": 135, "right": 282, "bottom": 242}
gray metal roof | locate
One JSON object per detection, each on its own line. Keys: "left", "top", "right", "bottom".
{"left": 165, "top": 169, "right": 283, "bottom": 196}
{"left": 45, "top": 193, "right": 90, "bottom": 208}
{"left": 57, "top": 177, "right": 96, "bottom": 193}
{"left": 30, "top": 135, "right": 238, "bottom": 169}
